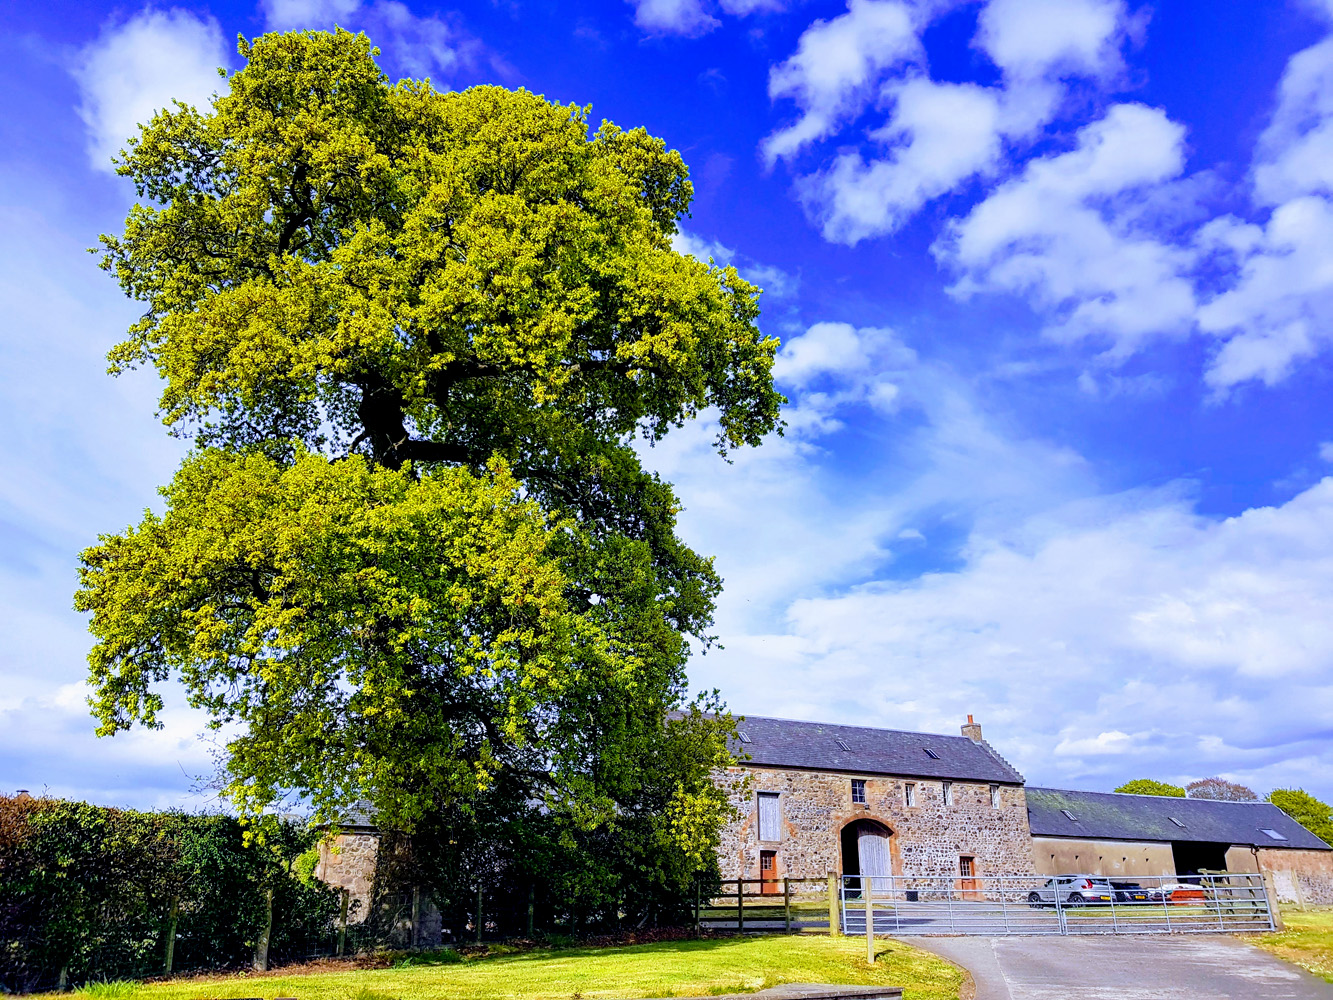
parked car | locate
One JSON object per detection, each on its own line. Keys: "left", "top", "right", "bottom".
{"left": 1027, "top": 876, "right": 1114, "bottom": 907}
{"left": 1110, "top": 880, "right": 1153, "bottom": 903}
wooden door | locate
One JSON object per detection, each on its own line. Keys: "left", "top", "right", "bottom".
{"left": 760, "top": 851, "right": 779, "bottom": 894}
{"left": 958, "top": 856, "right": 980, "bottom": 900}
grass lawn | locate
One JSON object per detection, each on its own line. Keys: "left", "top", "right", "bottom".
{"left": 1253, "top": 907, "right": 1333, "bottom": 983}
{"left": 74, "top": 935, "right": 962, "bottom": 1000}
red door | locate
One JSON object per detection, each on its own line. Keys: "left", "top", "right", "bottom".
{"left": 760, "top": 851, "right": 779, "bottom": 894}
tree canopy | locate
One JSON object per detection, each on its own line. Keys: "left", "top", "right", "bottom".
{"left": 77, "top": 25, "right": 779, "bottom": 895}
{"left": 1185, "top": 777, "right": 1258, "bottom": 801}
{"left": 1114, "top": 779, "right": 1186, "bottom": 797}
{"left": 1269, "top": 789, "right": 1333, "bottom": 847}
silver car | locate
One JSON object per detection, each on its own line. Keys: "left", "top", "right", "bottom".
{"left": 1027, "top": 876, "right": 1114, "bottom": 907}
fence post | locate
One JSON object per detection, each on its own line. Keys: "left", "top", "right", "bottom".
{"left": 694, "top": 880, "right": 701, "bottom": 938}
{"left": 864, "top": 874, "right": 874, "bottom": 964}
{"left": 253, "top": 886, "right": 273, "bottom": 971}
{"left": 827, "top": 871, "right": 841, "bottom": 937}
{"left": 737, "top": 879, "right": 744, "bottom": 932}
{"left": 527, "top": 883, "right": 535, "bottom": 938}
{"left": 164, "top": 894, "right": 179, "bottom": 975}
{"left": 476, "top": 884, "right": 483, "bottom": 944}
{"left": 411, "top": 885, "right": 421, "bottom": 948}
{"left": 337, "top": 888, "right": 349, "bottom": 956}
{"left": 784, "top": 877, "right": 792, "bottom": 934}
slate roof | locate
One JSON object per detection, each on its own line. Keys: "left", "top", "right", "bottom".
{"left": 1027, "top": 787, "right": 1330, "bottom": 850}
{"left": 729, "top": 715, "right": 1025, "bottom": 784}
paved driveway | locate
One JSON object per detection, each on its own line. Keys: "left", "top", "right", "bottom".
{"left": 911, "top": 934, "right": 1333, "bottom": 1000}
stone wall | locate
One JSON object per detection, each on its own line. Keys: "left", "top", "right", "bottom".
{"left": 718, "top": 765, "right": 1034, "bottom": 881}
{"left": 316, "top": 831, "right": 380, "bottom": 924}
{"left": 1257, "top": 847, "right": 1333, "bottom": 905}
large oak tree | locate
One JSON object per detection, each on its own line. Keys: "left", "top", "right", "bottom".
{"left": 76, "top": 30, "right": 781, "bottom": 889}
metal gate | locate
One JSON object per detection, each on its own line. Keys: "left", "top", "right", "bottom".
{"left": 840, "top": 872, "right": 1275, "bottom": 936}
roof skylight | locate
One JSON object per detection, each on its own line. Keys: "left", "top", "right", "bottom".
{"left": 1169, "top": 816, "right": 1186, "bottom": 828}
{"left": 738, "top": 731, "right": 752, "bottom": 744}
{"left": 1061, "top": 809, "right": 1078, "bottom": 822}
{"left": 1261, "top": 829, "right": 1288, "bottom": 841}
{"left": 923, "top": 748, "right": 940, "bottom": 759}
{"left": 835, "top": 738, "right": 850, "bottom": 751}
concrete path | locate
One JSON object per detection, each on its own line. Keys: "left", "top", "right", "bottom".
{"left": 912, "top": 935, "right": 1333, "bottom": 1000}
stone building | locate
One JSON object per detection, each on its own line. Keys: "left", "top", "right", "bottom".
{"left": 1026, "top": 786, "right": 1333, "bottom": 903}
{"left": 717, "top": 715, "right": 1034, "bottom": 884}
{"left": 718, "top": 714, "right": 1333, "bottom": 902}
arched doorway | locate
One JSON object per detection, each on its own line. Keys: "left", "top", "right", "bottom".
{"left": 840, "top": 819, "right": 893, "bottom": 894}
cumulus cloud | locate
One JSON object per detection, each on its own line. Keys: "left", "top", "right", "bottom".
{"left": 762, "top": 0, "right": 921, "bottom": 164}
{"left": 779, "top": 0, "right": 1133, "bottom": 243}
{"left": 936, "top": 104, "right": 1197, "bottom": 354}
{"left": 625, "top": 0, "right": 784, "bottom": 37}
{"left": 72, "top": 8, "right": 228, "bottom": 173}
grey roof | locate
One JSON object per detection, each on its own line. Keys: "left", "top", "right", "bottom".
{"left": 730, "top": 715, "right": 1024, "bottom": 784}
{"left": 1027, "top": 787, "right": 1330, "bottom": 851}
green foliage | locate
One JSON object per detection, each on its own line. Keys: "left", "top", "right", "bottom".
{"left": 1269, "top": 789, "right": 1333, "bottom": 847}
{"left": 74, "top": 980, "right": 139, "bottom": 999}
{"left": 0, "top": 795, "right": 336, "bottom": 994}
{"left": 80, "top": 26, "right": 769, "bottom": 919}
{"left": 1114, "top": 779, "right": 1186, "bottom": 797}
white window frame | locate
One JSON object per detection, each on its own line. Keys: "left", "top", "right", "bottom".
{"left": 851, "top": 778, "right": 867, "bottom": 804}
{"left": 942, "top": 781, "right": 953, "bottom": 806}
{"left": 904, "top": 782, "right": 916, "bottom": 807}
{"left": 757, "top": 791, "right": 782, "bottom": 842}
{"left": 990, "top": 784, "right": 1000, "bottom": 808}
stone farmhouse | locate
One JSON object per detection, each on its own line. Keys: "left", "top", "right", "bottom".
{"left": 721, "top": 715, "right": 1333, "bottom": 904}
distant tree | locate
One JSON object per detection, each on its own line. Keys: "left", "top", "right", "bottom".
{"left": 1268, "top": 789, "right": 1333, "bottom": 846}
{"left": 1115, "top": 779, "right": 1186, "bottom": 797}
{"left": 1186, "top": 777, "right": 1258, "bottom": 801}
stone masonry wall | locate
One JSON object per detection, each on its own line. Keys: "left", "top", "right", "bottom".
{"left": 1257, "top": 847, "right": 1333, "bottom": 906}
{"left": 316, "top": 831, "right": 380, "bottom": 924}
{"left": 718, "top": 765, "right": 1035, "bottom": 881}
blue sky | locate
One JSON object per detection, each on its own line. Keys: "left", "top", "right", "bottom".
{"left": 2, "top": 0, "right": 1333, "bottom": 809}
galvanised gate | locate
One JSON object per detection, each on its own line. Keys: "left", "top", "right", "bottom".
{"left": 838, "top": 872, "right": 1275, "bottom": 936}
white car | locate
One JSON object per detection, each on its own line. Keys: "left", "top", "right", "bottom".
{"left": 1027, "top": 876, "right": 1114, "bottom": 907}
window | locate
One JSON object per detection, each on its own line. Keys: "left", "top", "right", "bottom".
{"left": 942, "top": 781, "right": 953, "bottom": 806}
{"left": 738, "top": 731, "right": 752, "bottom": 744}
{"left": 904, "top": 782, "right": 916, "bottom": 806}
{"left": 1061, "top": 809, "right": 1078, "bottom": 822}
{"left": 760, "top": 850, "right": 776, "bottom": 875}
{"left": 1262, "top": 829, "right": 1288, "bottom": 841}
{"left": 1169, "top": 816, "right": 1186, "bottom": 828}
{"left": 757, "top": 792, "right": 781, "bottom": 841}
{"left": 990, "top": 784, "right": 1000, "bottom": 808}
{"left": 959, "top": 856, "right": 974, "bottom": 878}
{"left": 851, "top": 779, "right": 867, "bottom": 804}
{"left": 835, "top": 737, "right": 851, "bottom": 751}
{"left": 923, "top": 747, "right": 941, "bottom": 759}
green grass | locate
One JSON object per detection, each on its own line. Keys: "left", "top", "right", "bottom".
{"left": 73, "top": 983, "right": 141, "bottom": 1000}
{"left": 1254, "top": 907, "right": 1333, "bottom": 983}
{"left": 62, "top": 935, "right": 962, "bottom": 1000}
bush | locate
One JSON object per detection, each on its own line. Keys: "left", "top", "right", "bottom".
{"left": 0, "top": 796, "right": 338, "bottom": 993}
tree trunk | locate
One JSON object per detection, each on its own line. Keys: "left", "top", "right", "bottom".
{"left": 253, "top": 887, "right": 273, "bottom": 972}
{"left": 164, "top": 895, "right": 180, "bottom": 974}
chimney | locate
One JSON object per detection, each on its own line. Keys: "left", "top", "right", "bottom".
{"left": 961, "top": 715, "right": 982, "bottom": 742}
{"left": 14, "top": 790, "right": 31, "bottom": 800}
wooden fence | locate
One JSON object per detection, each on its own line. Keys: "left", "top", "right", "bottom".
{"left": 694, "top": 875, "right": 841, "bottom": 934}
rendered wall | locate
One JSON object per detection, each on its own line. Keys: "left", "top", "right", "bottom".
{"left": 1257, "top": 847, "right": 1333, "bottom": 905}
{"left": 717, "top": 765, "right": 1033, "bottom": 881}
{"left": 1030, "top": 836, "right": 1175, "bottom": 877}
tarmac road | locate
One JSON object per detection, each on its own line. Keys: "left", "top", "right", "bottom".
{"left": 912, "top": 934, "right": 1333, "bottom": 1000}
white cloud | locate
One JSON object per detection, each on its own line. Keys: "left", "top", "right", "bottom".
{"left": 629, "top": 0, "right": 720, "bottom": 36}
{"left": 778, "top": 0, "right": 1132, "bottom": 243}
{"left": 762, "top": 0, "right": 921, "bottom": 164}
{"left": 800, "top": 78, "right": 1004, "bottom": 244}
{"left": 260, "top": 0, "right": 361, "bottom": 30}
{"left": 1253, "top": 37, "right": 1333, "bottom": 206}
{"left": 976, "top": 0, "right": 1126, "bottom": 82}
{"left": 72, "top": 8, "right": 228, "bottom": 173}
{"left": 937, "top": 104, "right": 1198, "bottom": 354}
{"left": 1321, "top": 441, "right": 1333, "bottom": 463}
